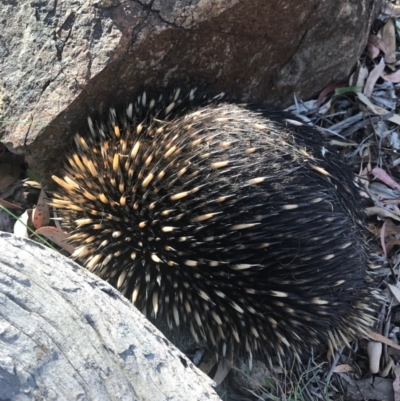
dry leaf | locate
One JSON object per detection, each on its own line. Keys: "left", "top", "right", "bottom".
{"left": 367, "top": 341, "right": 382, "bottom": 374}
{"left": 382, "top": 18, "right": 396, "bottom": 66}
{"left": 369, "top": 331, "right": 400, "bottom": 351}
{"left": 381, "top": 357, "right": 394, "bottom": 378}
{"left": 381, "top": 220, "right": 400, "bottom": 256}
{"left": 329, "top": 139, "right": 358, "bottom": 147}
{"left": 368, "top": 34, "right": 388, "bottom": 56}
{"left": 212, "top": 360, "right": 232, "bottom": 385}
{"left": 32, "top": 189, "right": 50, "bottom": 229}
{"left": 366, "top": 206, "right": 400, "bottom": 222}
{"left": 363, "top": 60, "right": 385, "bottom": 97}
{"left": 385, "top": 3, "right": 400, "bottom": 17}
{"left": 357, "top": 93, "right": 400, "bottom": 125}
{"left": 196, "top": 350, "right": 216, "bottom": 374}
{"left": 382, "top": 69, "right": 400, "bottom": 83}
{"left": 369, "top": 182, "right": 400, "bottom": 202}
{"left": 372, "top": 167, "right": 400, "bottom": 190}
{"left": 354, "top": 65, "right": 369, "bottom": 88}
{"left": 333, "top": 364, "right": 355, "bottom": 374}
{"left": 367, "top": 40, "right": 380, "bottom": 60}
{"left": 35, "top": 226, "right": 75, "bottom": 254}
{"left": 0, "top": 198, "right": 23, "bottom": 210}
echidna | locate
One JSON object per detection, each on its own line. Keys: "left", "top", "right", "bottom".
{"left": 51, "top": 88, "right": 374, "bottom": 366}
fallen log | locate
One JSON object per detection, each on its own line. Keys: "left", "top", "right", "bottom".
{"left": 0, "top": 232, "right": 219, "bottom": 401}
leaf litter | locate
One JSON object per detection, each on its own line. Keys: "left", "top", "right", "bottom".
{"left": 282, "top": 4, "right": 400, "bottom": 400}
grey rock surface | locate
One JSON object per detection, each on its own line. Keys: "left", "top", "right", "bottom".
{"left": 0, "top": 0, "right": 381, "bottom": 186}
{"left": 0, "top": 232, "right": 220, "bottom": 401}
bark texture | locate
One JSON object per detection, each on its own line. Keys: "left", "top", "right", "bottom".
{"left": 0, "top": 233, "right": 220, "bottom": 401}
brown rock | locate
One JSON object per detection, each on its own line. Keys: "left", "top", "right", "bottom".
{"left": 0, "top": 0, "right": 381, "bottom": 185}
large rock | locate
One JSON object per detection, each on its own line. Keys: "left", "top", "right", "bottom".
{"left": 0, "top": 0, "right": 381, "bottom": 186}
{"left": 0, "top": 233, "right": 220, "bottom": 401}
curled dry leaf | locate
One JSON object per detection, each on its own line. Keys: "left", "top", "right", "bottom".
{"left": 367, "top": 341, "right": 382, "bottom": 374}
